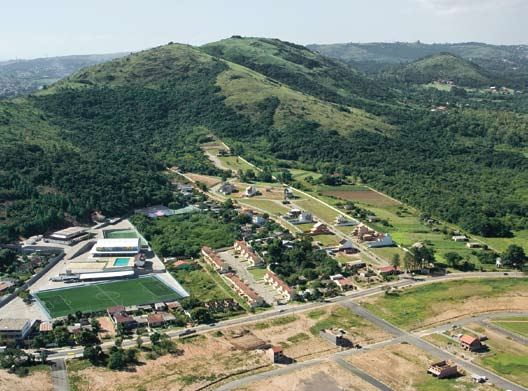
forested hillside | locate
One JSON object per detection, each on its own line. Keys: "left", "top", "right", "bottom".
{"left": 0, "top": 38, "right": 527, "bottom": 243}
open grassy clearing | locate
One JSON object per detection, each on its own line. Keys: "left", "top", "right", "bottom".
{"left": 185, "top": 173, "right": 222, "bottom": 186}
{"left": 35, "top": 276, "right": 184, "bottom": 318}
{"left": 217, "top": 155, "right": 254, "bottom": 172}
{"left": 235, "top": 199, "right": 289, "bottom": 215}
{"left": 0, "top": 364, "right": 51, "bottom": 391}
{"left": 310, "top": 234, "right": 339, "bottom": 246}
{"left": 320, "top": 187, "right": 400, "bottom": 207}
{"left": 248, "top": 268, "right": 267, "bottom": 280}
{"left": 346, "top": 343, "right": 498, "bottom": 391}
{"left": 492, "top": 317, "right": 528, "bottom": 337}
{"left": 171, "top": 268, "right": 230, "bottom": 303}
{"left": 474, "top": 229, "right": 528, "bottom": 253}
{"left": 294, "top": 198, "right": 339, "bottom": 222}
{"left": 360, "top": 278, "right": 528, "bottom": 330}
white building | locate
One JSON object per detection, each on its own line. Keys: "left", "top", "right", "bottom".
{"left": 0, "top": 319, "right": 32, "bottom": 341}
{"left": 245, "top": 186, "right": 257, "bottom": 197}
{"left": 90, "top": 238, "right": 140, "bottom": 257}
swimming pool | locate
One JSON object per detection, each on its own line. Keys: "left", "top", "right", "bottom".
{"left": 113, "top": 258, "right": 132, "bottom": 267}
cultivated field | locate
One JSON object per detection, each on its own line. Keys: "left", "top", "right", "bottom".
{"left": 346, "top": 343, "right": 498, "bottom": 391}
{"left": 321, "top": 187, "right": 400, "bottom": 207}
{"left": 236, "top": 362, "right": 379, "bottom": 391}
{"left": 360, "top": 278, "right": 528, "bottom": 330}
{"left": 185, "top": 173, "right": 222, "bottom": 186}
{"left": 35, "top": 277, "right": 183, "bottom": 317}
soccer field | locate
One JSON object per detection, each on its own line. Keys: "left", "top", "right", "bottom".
{"left": 35, "top": 276, "right": 183, "bottom": 318}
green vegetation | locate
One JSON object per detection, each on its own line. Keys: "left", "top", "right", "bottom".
{"left": 35, "top": 276, "right": 183, "bottom": 317}
{"left": 307, "top": 309, "right": 326, "bottom": 319}
{"left": 389, "top": 53, "right": 490, "bottom": 87}
{"left": 253, "top": 315, "right": 298, "bottom": 330}
{"left": 286, "top": 332, "right": 310, "bottom": 344}
{"left": 130, "top": 212, "right": 239, "bottom": 258}
{"left": 170, "top": 267, "right": 229, "bottom": 302}
{"left": 362, "top": 278, "right": 528, "bottom": 330}
{"left": 492, "top": 318, "right": 528, "bottom": 337}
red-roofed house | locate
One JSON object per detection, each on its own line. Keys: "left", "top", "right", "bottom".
{"left": 107, "top": 306, "right": 125, "bottom": 316}
{"left": 264, "top": 271, "right": 293, "bottom": 301}
{"left": 147, "top": 313, "right": 166, "bottom": 328}
{"left": 113, "top": 314, "right": 137, "bottom": 329}
{"left": 377, "top": 266, "right": 399, "bottom": 275}
{"left": 459, "top": 334, "right": 484, "bottom": 351}
{"left": 202, "top": 246, "right": 229, "bottom": 273}
{"left": 234, "top": 241, "right": 262, "bottom": 266}
{"left": 267, "top": 345, "right": 284, "bottom": 363}
{"left": 224, "top": 273, "right": 264, "bottom": 308}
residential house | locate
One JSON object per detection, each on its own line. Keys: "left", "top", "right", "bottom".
{"left": 234, "top": 240, "right": 262, "bottom": 266}
{"left": 224, "top": 273, "right": 264, "bottom": 308}
{"left": 459, "top": 334, "right": 484, "bottom": 351}
{"left": 107, "top": 306, "right": 126, "bottom": 317}
{"left": 428, "top": 360, "right": 458, "bottom": 379}
{"left": 466, "top": 242, "right": 481, "bottom": 249}
{"left": 219, "top": 182, "right": 236, "bottom": 195}
{"left": 297, "top": 212, "right": 313, "bottom": 224}
{"left": 154, "top": 302, "right": 167, "bottom": 311}
{"left": 202, "top": 246, "right": 229, "bottom": 273}
{"left": 252, "top": 215, "right": 266, "bottom": 226}
{"left": 319, "top": 328, "right": 348, "bottom": 347}
{"left": 368, "top": 234, "right": 395, "bottom": 248}
{"left": 377, "top": 266, "right": 399, "bottom": 275}
{"left": 329, "top": 274, "right": 355, "bottom": 291}
{"left": 284, "top": 188, "right": 294, "bottom": 199}
{"left": 452, "top": 235, "right": 468, "bottom": 242}
{"left": 337, "top": 239, "right": 358, "bottom": 254}
{"left": 245, "top": 186, "right": 257, "bottom": 197}
{"left": 113, "top": 314, "right": 137, "bottom": 329}
{"left": 264, "top": 271, "right": 293, "bottom": 301}
{"left": 308, "top": 222, "right": 333, "bottom": 235}
{"left": 345, "top": 260, "right": 366, "bottom": 270}
{"left": 39, "top": 322, "right": 53, "bottom": 333}
{"left": 335, "top": 215, "right": 356, "bottom": 226}
{"left": 147, "top": 313, "right": 166, "bottom": 328}
{"left": 166, "top": 301, "right": 182, "bottom": 310}
{"left": 287, "top": 209, "right": 302, "bottom": 218}
{"left": 267, "top": 346, "right": 284, "bottom": 363}
{"left": 367, "top": 215, "right": 379, "bottom": 222}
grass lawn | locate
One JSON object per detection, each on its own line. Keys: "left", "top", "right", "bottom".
{"left": 238, "top": 199, "right": 289, "bottom": 215}
{"left": 248, "top": 268, "right": 267, "bottom": 280}
{"left": 171, "top": 268, "right": 230, "bottom": 302}
{"left": 35, "top": 276, "right": 183, "bottom": 317}
{"left": 361, "top": 278, "right": 528, "bottom": 330}
{"left": 217, "top": 155, "right": 254, "bottom": 172}
{"left": 294, "top": 198, "right": 339, "bottom": 222}
{"left": 311, "top": 234, "right": 339, "bottom": 246}
{"left": 492, "top": 317, "right": 528, "bottom": 337}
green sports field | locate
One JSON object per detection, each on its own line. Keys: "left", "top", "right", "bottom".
{"left": 35, "top": 277, "right": 183, "bottom": 318}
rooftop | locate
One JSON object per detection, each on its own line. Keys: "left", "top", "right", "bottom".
{"left": 0, "top": 318, "right": 30, "bottom": 331}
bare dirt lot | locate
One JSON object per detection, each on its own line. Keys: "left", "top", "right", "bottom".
{"left": 186, "top": 173, "right": 221, "bottom": 186}
{"left": 0, "top": 367, "right": 52, "bottom": 391}
{"left": 346, "top": 343, "right": 498, "bottom": 391}
{"left": 234, "top": 362, "right": 379, "bottom": 391}
{"left": 321, "top": 189, "right": 400, "bottom": 207}
{"left": 68, "top": 334, "right": 268, "bottom": 391}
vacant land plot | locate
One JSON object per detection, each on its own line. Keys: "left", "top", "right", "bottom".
{"left": 218, "top": 155, "right": 254, "bottom": 172}
{"left": 294, "top": 198, "right": 339, "bottom": 222}
{"left": 35, "top": 277, "right": 184, "bottom": 317}
{"left": 239, "top": 199, "right": 290, "bottom": 215}
{"left": 469, "top": 325, "right": 528, "bottom": 386}
{"left": 186, "top": 173, "right": 222, "bottom": 186}
{"left": 68, "top": 333, "right": 268, "bottom": 391}
{"left": 492, "top": 316, "right": 528, "bottom": 337}
{"left": 238, "top": 362, "right": 379, "bottom": 391}
{"left": 0, "top": 366, "right": 51, "bottom": 391}
{"left": 321, "top": 188, "right": 400, "bottom": 207}
{"left": 360, "top": 278, "right": 528, "bottom": 330}
{"left": 346, "top": 343, "right": 497, "bottom": 391}
{"left": 171, "top": 268, "right": 230, "bottom": 303}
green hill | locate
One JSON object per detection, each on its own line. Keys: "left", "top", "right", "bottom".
{"left": 389, "top": 53, "right": 491, "bottom": 87}
{"left": 202, "top": 37, "right": 393, "bottom": 106}
{"left": 0, "top": 39, "right": 527, "bottom": 244}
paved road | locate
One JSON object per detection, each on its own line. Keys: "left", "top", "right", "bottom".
{"left": 340, "top": 302, "right": 528, "bottom": 391}
{"left": 50, "top": 359, "right": 70, "bottom": 391}
{"left": 480, "top": 319, "right": 528, "bottom": 345}
{"left": 332, "top": 357, "right": 395, "bottom": 391}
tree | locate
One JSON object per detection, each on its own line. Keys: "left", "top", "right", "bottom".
{"left": 77, "top": 330, "right": 100, "bottom": 347}
{"left": 90, "top": 319, "right": 101, "bottom": 333}
{"left": 444, "top": 252, "right": 463, "bottom": 269}
{"left": 150, "top": 332, "right": 161, "bottom": 346}
{"left": 83, "top": 346, "right": 101, "bottom": 365}
{"left": 502, "top": 245, "right": 526, "bottom": 268}
{"left": 107, "top": 350, "right": 126, "bottom": 370}
{"left": 403, "top": 252, "right": 414, "bottom": 271}
{"left": 136, "top": 335, "right": 143, "bottom": 350}
{"left": 391, "top": 254, "right": 401, "bottom": 268}
{"left": 190, "top": 307, "right": 213, "bottom": 324}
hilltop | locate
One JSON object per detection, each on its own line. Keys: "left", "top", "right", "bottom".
{"left": 388, "top": 53, "right": 491, "bottom": 87}
{"left": 202, "top": 36, "right": 392, "bottom": 106}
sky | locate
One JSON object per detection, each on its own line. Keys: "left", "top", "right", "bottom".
{"left": 1, "top": 0, "right": 527, "bottom": 59}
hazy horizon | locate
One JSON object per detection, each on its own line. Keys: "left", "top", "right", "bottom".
{"left": 1, "top": 0, "right": 527, "bottom": 60}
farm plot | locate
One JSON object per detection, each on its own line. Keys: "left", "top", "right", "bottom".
{"left": 321, "top": 187, "right": 400, "bottom": 207}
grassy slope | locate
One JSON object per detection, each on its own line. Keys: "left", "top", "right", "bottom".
{"left": 394, "top": 53, "right": 490, "bottom": 86}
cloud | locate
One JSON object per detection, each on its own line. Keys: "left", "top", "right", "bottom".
{"left": 414, "top": 0, "right": 526, "bottom": 15}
